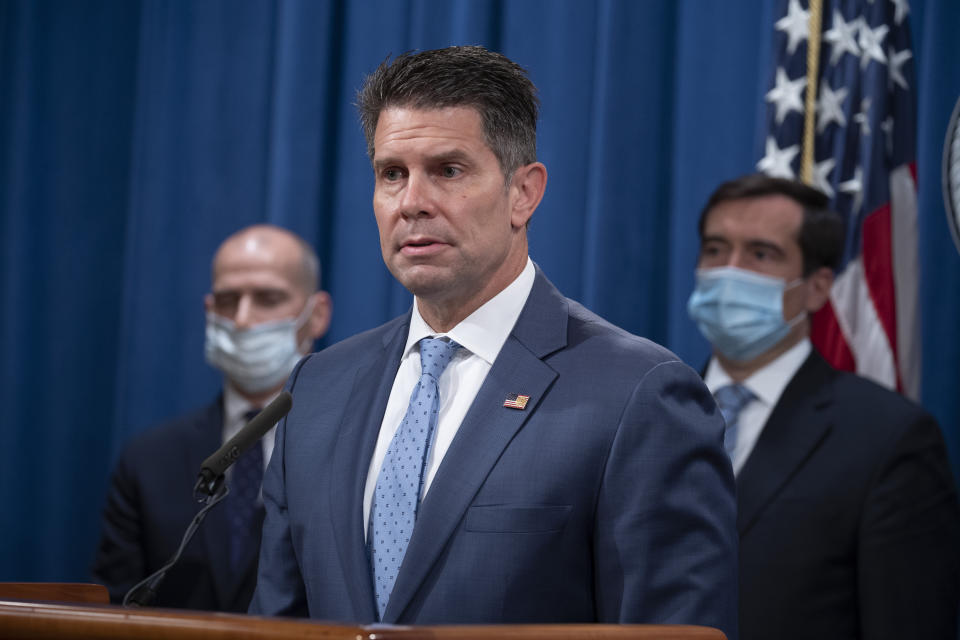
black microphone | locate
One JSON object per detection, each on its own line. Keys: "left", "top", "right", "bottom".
{"left": 124, "top": 390, "right": 293, "bottom": 607}
{"left": 194, "top": 390, "right": 293, "bottom": 497}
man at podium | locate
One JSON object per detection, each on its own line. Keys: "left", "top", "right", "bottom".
{"left": 249, "top": 46, "right": 738, "bottom": 638}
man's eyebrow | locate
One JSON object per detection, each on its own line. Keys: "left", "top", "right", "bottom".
{"left": 428, "top": 149, "right": 471, "bottom": 164}
{"left": 699, "top": 235, "right": 786, "bottom": 256}
{"left": 700, "top": 234, "right": 731, "bottom": 246}
{"left": 373, "top": 149, "right": 472, "bottom": 171}
{"left": 744, "top": 239, "right": 786, "bottom": 256}
{"left": 212, "top": 286, "right": 288, "bottom": 295}
{"left": 372, "top": 156, "right": 398, "bottom": 172}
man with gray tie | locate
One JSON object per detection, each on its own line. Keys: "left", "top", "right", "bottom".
{"left": 687, "top": 173, "right": 960, "bottom": 640}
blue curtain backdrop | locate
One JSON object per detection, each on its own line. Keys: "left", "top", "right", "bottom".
{"left": 2, "top": 0, "right": 958, "bottom": 582}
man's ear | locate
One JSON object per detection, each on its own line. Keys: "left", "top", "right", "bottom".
{"left": 804, "top": 266, "right": 834, "bottom": 313}
{"left": 204, "top": 293, "right": 214, "bottom": 314}
{"left": 307, "top": 291, "right": 332, "bottom": 339}
{"left": 509, "top": 162, "right": 547, "bottom": 229}
{"left": 296, "top": 291, "right": 332, "bottom": 354}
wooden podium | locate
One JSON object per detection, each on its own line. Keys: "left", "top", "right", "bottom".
{"left": 0, "top": 584, "right": 727, "bottom": 639}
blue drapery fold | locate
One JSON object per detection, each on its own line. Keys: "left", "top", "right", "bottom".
{"left": 2, "top": 0, "right": 958, "bottom": 582}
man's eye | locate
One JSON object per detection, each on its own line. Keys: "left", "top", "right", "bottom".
{"left": 441, "top": 166, "right": 462, "bottom": 178}
{"left": 700, "top": 245, "right": 723, "bottom": 259}
{"left": 254, "top": 293, "right": 286, "bottom": 307}
{"left": 213, "top": 294, "right": 239, "bottom": 311}
{"left": 382, "top": 168, "right": 402, "bottom": 181}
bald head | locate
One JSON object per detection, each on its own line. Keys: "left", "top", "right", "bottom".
{"left": 205, "top": 224, "right": 332, "bottom": 402}
{"left": 213, "top": 224, "right": 320, "bottom": 295}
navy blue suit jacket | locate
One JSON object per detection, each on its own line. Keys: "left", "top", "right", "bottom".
{"left": 93, "top": 398, "right": 262, "bottom": 611}
{"left": 737, "top": 351, "right": 960, "bottom": 640}
{"left": 250, "top": 270, "right": 738, "bottom": 636}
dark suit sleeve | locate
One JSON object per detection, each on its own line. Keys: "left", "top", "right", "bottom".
{"left": 858, "top": 413, "right": 960, "bottom": 639}
{"left": 248, "top": 400, "right": 309, "bottom": 617}
{"left": 593, "top": 360, "right": 739, "bottom": 638}
{"left": 91, "top": 452, "right": 147, "bottom": 603}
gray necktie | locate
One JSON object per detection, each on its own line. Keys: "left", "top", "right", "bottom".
{"left": 713, "top": 384, "right": 755, "bottom": 457}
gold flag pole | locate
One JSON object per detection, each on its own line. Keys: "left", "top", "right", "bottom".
{"left": 801, "top": 0, "right": 824, "bottom": 184}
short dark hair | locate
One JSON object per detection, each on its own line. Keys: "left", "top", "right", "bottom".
{"left": 698, "top": 173, "right": 846, "bottom": 275}
{"left": 356, "top": 45, "right": 539, "bottom": 179}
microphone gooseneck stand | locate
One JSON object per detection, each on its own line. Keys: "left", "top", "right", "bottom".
{"left": 121, "top": 391, "right": 292, "bottom": 607}
{"left": 122, "top": 477, "right": 229, "bottom": 607}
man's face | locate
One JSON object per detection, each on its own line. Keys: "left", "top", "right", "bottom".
{"left": 371, "top": 106, "right": 530, "bottom": 316}
{"left": 697, "top": 194, "right": 812, "bottom": 333}
{"left": 205, "top": 234, "right": 312, "bottom": 344}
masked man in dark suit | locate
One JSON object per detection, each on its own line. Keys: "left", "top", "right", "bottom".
{"left": 93, "top": 224, "right": 331, "bottom": 611}
{"left": 687, "top": 173, "right": 960, "bottom": 640}
{"left": 249, "top": 46, "right": 739, "bottom": 637}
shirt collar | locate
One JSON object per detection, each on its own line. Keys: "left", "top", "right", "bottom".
{"left": 704, "top": 338, "right": 812, "bottom": 407}
{"left": 403, "top": 257, "right": 536, "bottom": 364}
{"left": 223, "top": 383, "right": 280, "bottom": 437}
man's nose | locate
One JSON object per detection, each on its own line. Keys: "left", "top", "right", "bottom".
{"left": 398, "top": 172, "right": 434, "bottom": 219}
{"left": 233, "top": 295, "right": 255, "bottom": 329}
{"left": 725, "top": 249, "right": 746, "bottom": 269}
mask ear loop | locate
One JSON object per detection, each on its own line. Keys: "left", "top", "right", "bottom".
{"left": 781, "top": 276, "right": 809, "bottom": 328}
{"left": 293, "top": 294, "right": 319, "bottom": 354}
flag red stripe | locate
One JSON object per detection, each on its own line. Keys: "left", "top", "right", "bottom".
{"left": 860, "top": 202, "right": 899, "bottom": 363}
{"left": 811, "top": 300, "right": 856, "bottom": 372}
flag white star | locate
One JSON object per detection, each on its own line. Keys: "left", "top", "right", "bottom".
{"left": 840, "top": 166, "right": 864, "bottom": 213}
{"left": 858, "top": 21, "right": 889, "bottom": 69}
{"left": 888, "top": 47, "right": 912, "bottom": 91}
{"left": 890, "top": 0, "right": 910, "bottom": 25}
{"left": 775, "top": 0, "right": 810, "bottom": 55}
{"left": 881, "top": 116, "right": 895, "bottom": 157}
{"left": 853, "top": 98, "right": 872, "bottom": 136}
{"left": 817, "top": 83, "right": 848, "bottom": 133}
{"left": 823, "top": 10, "right": 861, "bottom": 66}
{"left": 766, "top": 67, "right": 807, "bottom": 124}
{"left": 757, "top": 136, "right": 799, "bottom": 179}
{"left": 812, "top": 158, "right": 837, "bottom": 198}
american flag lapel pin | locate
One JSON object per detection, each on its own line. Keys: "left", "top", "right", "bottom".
{"left": 503, "top": 393, "right": 530, "bottom": 410}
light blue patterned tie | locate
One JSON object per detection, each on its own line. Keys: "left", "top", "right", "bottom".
{"left": 714, "top": 383, "right": 755, "bottom": 457}
{"left": 369, "top": 337, "right": 460, "bottom": 619}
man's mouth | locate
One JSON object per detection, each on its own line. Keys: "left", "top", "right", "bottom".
{"left": 400, "top": 237, "right": 447, "bottom": 256}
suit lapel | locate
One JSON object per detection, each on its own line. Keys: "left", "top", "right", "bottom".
{"left": 329, "top": 316, "right": 409, "bottom": 621}
{"left": 736, "top": 351, "right": 835, "bottom": 535}
{"left": 383, "top": 270, "right": 567, "bottom": 622}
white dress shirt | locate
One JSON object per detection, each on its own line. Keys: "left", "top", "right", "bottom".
{"left": 222, "top": 383, "right": 279, "bottom": 478}
{"left": 363, "top": 258, "right": 536, "bottom": 538}
{"left": 704, "top": 338, "right": 811, "bottom": 475}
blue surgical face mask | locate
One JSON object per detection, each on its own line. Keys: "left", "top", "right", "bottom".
{"left": 687, "top": 266, "right": 805, "bottom": 362}
{"left": 204, "top": 297, "right": 315, "bottom": 394}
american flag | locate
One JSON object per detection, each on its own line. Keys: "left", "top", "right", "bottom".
{"left": 503, "top": 394, "right": 530, "bottom": 410}
{"left": 758, "top": 0, "right": 919, "bottom": 399}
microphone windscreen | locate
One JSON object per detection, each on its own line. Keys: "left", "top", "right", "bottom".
{"left": 200, "top": 390, "right": 292, "bottom": 478}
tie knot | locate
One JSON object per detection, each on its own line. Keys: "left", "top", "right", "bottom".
{"left": 714, "top": 384, "right": 755, "bottom": 422}
{"left": 418, "top": 337, "right": 460, "bottom": 380}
